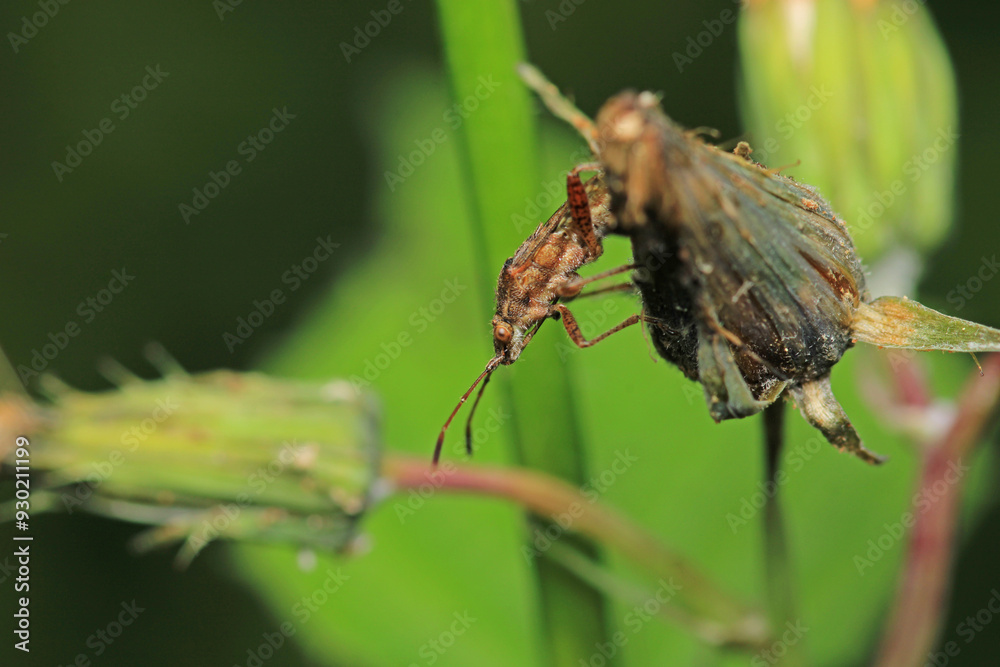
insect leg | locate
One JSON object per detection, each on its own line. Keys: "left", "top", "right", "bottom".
{"left": 556, "top": 263, "right": 636, "bottom": 298}
{"left": 551, "top": 303, "right": 641, "bottom": 348}
{"left": 569, "top": 282, "right": 635, "bottom": 299}
{"left": 566, "top": 162, "right": 605, "bottom": 258}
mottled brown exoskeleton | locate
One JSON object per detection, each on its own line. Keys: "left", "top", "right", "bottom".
{"left": 434, "top": 167, "right": 642, "bottom": 464}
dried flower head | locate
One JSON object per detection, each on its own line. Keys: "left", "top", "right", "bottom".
{"left": 520, "top": 64, "right": 1000, "bottom": 464}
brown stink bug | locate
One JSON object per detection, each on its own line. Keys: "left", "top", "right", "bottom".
{"left": 434, "top": 167, "right": 642, "bottom": 464}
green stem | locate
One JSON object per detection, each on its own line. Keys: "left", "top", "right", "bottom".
{"left": 544, "top": 540, "right": 762, "bottom": 648}
{"left": 432, "top": 2, "right": 613, "bottom": 664}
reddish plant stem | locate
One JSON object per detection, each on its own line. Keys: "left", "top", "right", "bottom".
{"left": 873, "top": 354, "right": 1000, "bottom": 667}
{"left": 382, "top": 455, "right": 767, "bottom": 645}
{"left": 885, "top": 350, "right": 934, "bottom": 409}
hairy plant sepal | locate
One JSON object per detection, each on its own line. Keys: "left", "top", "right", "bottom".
{"left": 0, "top": 368, "right": 381, "bottom": 566}
{"left": 854, "top": 297, "right": 1000, "bottom": 352}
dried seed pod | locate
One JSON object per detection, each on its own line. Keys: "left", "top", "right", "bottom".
{"left": 595, "top": 91, "right": 1000, "bottom": 464}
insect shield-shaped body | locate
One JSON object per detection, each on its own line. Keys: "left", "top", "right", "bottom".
{"left": 434, "top": 168, "right": 640, "bottom": 464}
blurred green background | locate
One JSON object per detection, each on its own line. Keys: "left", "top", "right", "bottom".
{"left": 2, "top": 0, "right": 1000, "bottom": 665}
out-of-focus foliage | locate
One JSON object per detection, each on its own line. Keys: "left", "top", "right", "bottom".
{"left": 2, "top": 1, "right": 999, "bottom": 666}
{"left": 739, "top": 0, "right": 958, "bottom": 267}
{"left": 239, "top": 71, "right": 993, "bottom": 666}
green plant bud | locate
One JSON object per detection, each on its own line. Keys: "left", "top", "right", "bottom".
{"left": 738, "top": 0, "right": 958, "bottom": 261}
{"left": 1, "top": 368, "right": 380, "bottom": 565}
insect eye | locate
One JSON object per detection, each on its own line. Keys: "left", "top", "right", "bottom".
{"left": 494, "top": 324, "right": 512, "bottom": 344}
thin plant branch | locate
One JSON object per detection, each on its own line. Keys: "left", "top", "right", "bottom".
{"left": 873, "top": 354, "right": 1000, "bottom": 667}
{"left": 762, "top": 400, "right": 807, "bottom": 666}
{"left": 382, "top": 454, "right": 769, "bottom": 646}
{"left": 543, "top": 540, "right": 762, "bottom": 649}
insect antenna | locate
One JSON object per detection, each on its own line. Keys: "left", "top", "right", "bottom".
{"left": 463, "top": 370, "right": 493, "bottom": 455}
{"left": 434, "top": 357, "right": 501, "bottom": 465}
